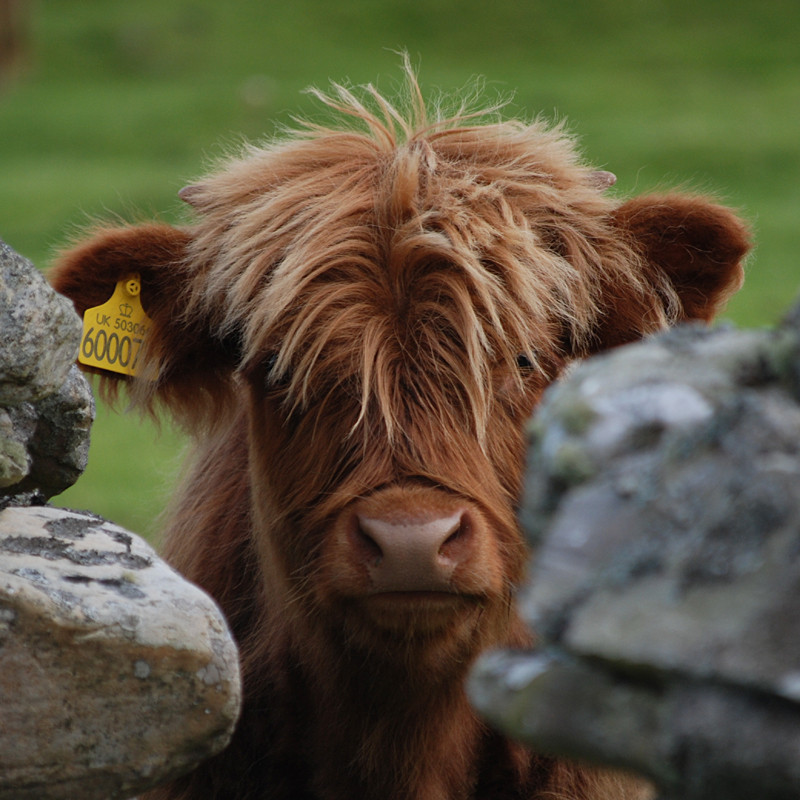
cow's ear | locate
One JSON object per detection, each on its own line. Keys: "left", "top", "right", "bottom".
{"left": 50, "top": 223, "right": 239, "bottom": 426}
{"left": 593, "top": 193, "right": 751, "bottom": 349}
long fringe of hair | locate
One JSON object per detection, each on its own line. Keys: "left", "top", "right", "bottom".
{"left": 157, "top": 62, "right": 677, "bottom": 444}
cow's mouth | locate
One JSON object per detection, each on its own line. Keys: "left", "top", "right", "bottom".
{"left": 367, "top": 590, "right": 460, "bottom": 606}
{"left": 356, "top": 590, "right": 484, "bottom": 634}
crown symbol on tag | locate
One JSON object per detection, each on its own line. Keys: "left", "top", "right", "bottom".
{"left": 119, "top": 302, "right": 133, "bottom": 318}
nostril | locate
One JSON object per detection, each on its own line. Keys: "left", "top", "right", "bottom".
{"left": 354, "top": 524, "right": 384, "bottom": 566}
{"left": 440, "top": 524, "right": 462, "bottom": 552}
{"left": 441, "top": 519, "right": 465, "bottom": 547}
{"left": 438, "top": 513, "right": 472, "bottom": 559}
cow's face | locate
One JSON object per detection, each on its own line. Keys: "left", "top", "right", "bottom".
{"left": 235, "top": 234, "right": 562, "bottom": 665}
{"left": 190, "top": 132, "right": 622, "bottom": 664}
{"left": 242, "top": 371, "right": 535, "bottom": 669}
{"left": 49, "top": 82, "right": 750, "bottom": 674}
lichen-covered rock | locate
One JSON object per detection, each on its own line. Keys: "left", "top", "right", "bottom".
{"left": 520, "top": 322, "right": 800, "bottom": 693}
{"left": 0, "top": 239, "right": 81, "bottom": 406}
{"left": 7, "top": 365, "right": 95, "bottom": 498}
{"left": 0, "top": 239, "right": 94, "bottom": 501}
{"left": 469, "top": 305, "right": 800, "bottom": 800}
{"left": 0, "top": 403, "right": 33, "bottom": 488}
{"left": 469, "top": 649, "right": 800, "bottom": 800}
{"left": 0, "top": 505, "right": 241, "bottom": 800}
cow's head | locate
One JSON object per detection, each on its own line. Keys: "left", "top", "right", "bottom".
{"left": 51, "top": 77, "right": 749, "bottom": 678}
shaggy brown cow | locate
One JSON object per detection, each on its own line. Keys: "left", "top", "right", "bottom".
{"left": 51, "top": 72, "right": 749, "bottom": 800}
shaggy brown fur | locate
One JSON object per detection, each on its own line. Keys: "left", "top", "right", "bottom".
{"left": 50, "top": 69, "right": 750, "bottom": 800}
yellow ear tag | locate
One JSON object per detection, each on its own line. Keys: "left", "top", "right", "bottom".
{"left": 78, "top": 274, "right": 153, "bottom": 376}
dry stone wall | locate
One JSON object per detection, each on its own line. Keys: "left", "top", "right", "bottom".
{"left": 0, "top": 505, "right": 241, "bottom": 800}
{"left": 469, "top": 307, "right": 800, "bottom": 800}
{"left": 0, "top": 239, "right": 93, "bottom": 503}
{"left": 0, "top": 239, "right": 241, "bottom": 799}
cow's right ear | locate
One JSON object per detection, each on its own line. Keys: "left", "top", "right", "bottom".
{"left": 50, "top": 223, "right": 240, "bottom": 426}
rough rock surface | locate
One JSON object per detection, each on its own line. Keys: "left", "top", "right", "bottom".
{"left": 0, "top": 239, "right": 93, "bottom": 501}
{"left": 0, "top": 239, "right": 82, "bottom": 406}
{"left": 0, "top": 504, "right": 241, "bottom": 800}
{"left": 468, "top": 308, "right": 800, "bottom": 800}
{"left": 1, "top": 365, "right": 94, "bottom": 498}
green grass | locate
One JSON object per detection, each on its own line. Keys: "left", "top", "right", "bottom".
{"left": 2, "top": 0, "right": 798, "bottom": 538}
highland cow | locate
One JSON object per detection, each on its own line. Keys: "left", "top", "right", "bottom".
{"left": 51, "top": 71, "right": 750, "bottom": 800}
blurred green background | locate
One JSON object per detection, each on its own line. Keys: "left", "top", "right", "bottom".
{"left": 1, "top": 0, "right": 798, "bottom": 541}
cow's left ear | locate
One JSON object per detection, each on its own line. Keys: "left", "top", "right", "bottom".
{"left": 50, "top": 223, "right": 239, "bottom": 425}
{"left": 595, "top": 193, "right": 751, "bottom": 349}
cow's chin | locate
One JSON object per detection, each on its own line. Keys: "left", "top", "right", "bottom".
{"left": 328, "top": 590, "right": 501, "bottom": 675}
{"left": 359, "top": 590, "right": 483, "bottom": 634}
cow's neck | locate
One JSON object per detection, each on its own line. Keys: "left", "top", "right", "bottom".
{"left": 300, "top": 642, "right": 485, "bottom": 800}
{"left": 251, "top": 579, "right": 534, "bottom": 799}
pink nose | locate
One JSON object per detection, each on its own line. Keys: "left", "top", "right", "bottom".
{"left": 354, "top": 510, "right": 471, "bottom": 592}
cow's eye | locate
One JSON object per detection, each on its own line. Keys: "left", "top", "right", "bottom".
{"left": 516, "top": 353, "right": 535, "bottom": 370}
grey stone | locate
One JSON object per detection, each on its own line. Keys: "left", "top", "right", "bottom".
{"left": 469, "top": 651, "right": 800, "bottom": 800}
{"left": 0, "top": 239, "right": 82, "bottom": 406}
{"left": 0, "top": 240, "right": 94, "bottom": 500}
{"left": 0, "top": 404, "right": 33, "bottom": 487}
{"left": 0, "top": 238, "right": 241, "bottom": 797}
{"left": 0, "top": 505, "right": 241, "bottom": 800}
{"left": 469, "top": 304, "right": 800, "bottom": 800}
{"left": 9, "top": 365, "right": 95, "bottom": 498}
